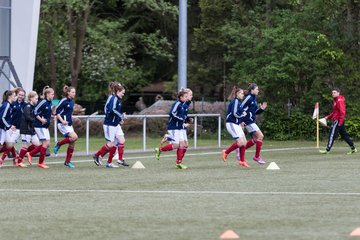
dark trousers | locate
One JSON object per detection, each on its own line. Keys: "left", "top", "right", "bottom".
{"left": 326, "top": 120, "right": 355, "bottom": 151}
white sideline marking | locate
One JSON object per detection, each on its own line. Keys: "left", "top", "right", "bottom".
{"left": 0, "top": 189, "right": 359, "bottom": 196}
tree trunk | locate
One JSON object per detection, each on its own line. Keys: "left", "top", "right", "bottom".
{"left": 265, "top": 0, "right": 272, "bottom": 27}
{"left": 67, "top": 0, "right": 93, "bottom": 89}
{"left": 346, "top": 0, "right": 357, "bottom": 43}
{"left": 45, "top": 21, "right": 57, "bottom": 98}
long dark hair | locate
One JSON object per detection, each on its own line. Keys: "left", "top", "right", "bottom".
{"left": 2, "top": 90, "right": 15, "bottom": 103}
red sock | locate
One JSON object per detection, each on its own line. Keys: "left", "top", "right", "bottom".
{"left": 65, "top": 146, "right": 74, "bottom": 163}
{"left": 117, "top": 143, "right": 124, "bottom": 160}
{"left": 27, "top": 144, "right": 36, "bottom": 152}
{"left": 176, "top": 148, "right": 186, "bottom": 164}
{"left": 58, "top": 137, "right": 72, "bottom": 146}
{"left": 29, "top": 145, "right": 42, "bottom": 157}
{"left": 225, "top": 142, "right": 239, "bottom": 154}
{"left": 255, "top": 139, "right": 263, "bottom": 158}
{"left": 38, "top": 146, "right": 47, "bottom": 164}
{"left": 96, "top": 144, "right": 110, "bottom": 157}
{"left": 245, "top": 139, "right": 255, "bottom": 149}
{"left": 107, "top": 146, "right": 116, "bottom": 163}
{"left": 1, "top": 150, "right": 8, "bottom": 160}
{"left": 181, "top": 147, "right": 187, "bottom": 159}
{"left": 160, "top": 144, "right": 173, "bottom": 152}
{"left": 19, "top": 147, "right": 28, "bottom": 159}
{"left": 10, "top": 147, "right": 16, "bottom": 158}
{"left": 0, "top": 145, "right": 7, "bottom": 153}
{"left": 240, "top": 146, "right": 246, "bottom": 161}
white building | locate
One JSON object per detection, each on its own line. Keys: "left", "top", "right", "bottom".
{"left": 0, "top": 0, "right": 41, "bottom": 93}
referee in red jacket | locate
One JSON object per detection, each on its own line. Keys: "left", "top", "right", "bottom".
{"left": 319, "top": 88, "right": 357, "bottom": 154}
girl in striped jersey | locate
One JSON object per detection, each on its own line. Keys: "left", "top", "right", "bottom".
{"left": 93, "top": 83, "right": 127, "bottom": 168}
{"left": 17, "top": 91, "right": 41, "bottom": 167}
{"left": 1, "top": 88, "right": 26, "bottom": 164}
{"left": 222, "top": 86, "right": 249, "bottom": 168}
{"left": 53, "top": 85, "right": 78, "bottom": 168}
{"left": 0, "top": 90, "right": 18, "bottom": 167}
{"left": 154, "top": 88, "right": 189, "bottom": 169}
{"left": 27, "top": 86, "right": 54, "bottom": 169}
{"left": 239, "top": 83, "right": 267, "bottom": 164}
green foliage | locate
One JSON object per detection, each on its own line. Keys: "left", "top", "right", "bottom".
{"left": 259, "top": 107, "right": 326, "bottom": 141}
{"left": 346, "top": 117, "right": 360, "bottom": 140}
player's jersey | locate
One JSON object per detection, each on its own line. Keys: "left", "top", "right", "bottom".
{"left": 11, "top": 100, "right": 26, "bottom": 129}
{"left": 0, "top": 101, "right": 13, "bottom": 130}
{"left": 326, "top": 95, "right": 346, "bottom": 126}
{"left": 104, "top": 95, "right": 123, "bottom": 126}
{"left": 182, "top": 101, "right": 191, "bottom": 129}
{"left": 226, "top": 98, "right": 246, "bottom": 124}
{"left": 55, "top": 97, "right": 74, "bottom": 126}
{"left": 240, "top": 94, "right": 264, "bottom": 125}
{"left": 167, "top": 100, "right": 185, "bottom": 130}
{"left": 20, "top": 103, "right": 36, "bottom": 135}
{"left": 34, "top": 99, "right": 52, "bottom": 128}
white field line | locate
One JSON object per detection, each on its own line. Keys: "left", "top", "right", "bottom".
{"left": 0, "top": 189, "right": 359, "bottom": 196}
{"left": 1, "top": 146, "right": 317, "bottom": 167}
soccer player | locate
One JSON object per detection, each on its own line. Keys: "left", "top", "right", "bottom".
{"left": 53, "top": 85, "right": 78, "bottom": 168}
{"left": 0, "top": 90, "right": 18, "bottom": 167}
{"left": 319, "top": 88, "right": 357, "bottom": 154}
{"left": 17, "top": 91, "right": 41, "bottom": 167}
{"left": 27, "top": 86, "right": 55, "bottom": 169}
{"left": 93, "top": 83, "right": 128, "bottom": 168}
{"left": 240, "top": 83, "right": 267, "bottom": 164}
{"left": 222, "top": 86, "right": 249, "bottom": 168}
{"left": 1, "top": 88, "right": 26, "bottom": 165}
{"left": 154, "top": 88, "right": 189, "bottom": 169}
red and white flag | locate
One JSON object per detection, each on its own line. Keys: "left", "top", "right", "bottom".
{"left": 312, "top": 102, "right": 319, "bottom": 119}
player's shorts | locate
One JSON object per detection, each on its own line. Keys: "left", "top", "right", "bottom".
{"left": 5, "top": 129, "right": 20, "bottom": 143}
{"left": 167, "top": 129, "right": 187, "bottom": 144}
{"left": 35, "top": 127, "right": 51, "bottom": 141}
{"left": 57, "top": 123, "right": 74, "bottom": 137}
{"left": 103, "top": 125, "right": 124, "bottom": 142}
{"left": 226, "top": 122, "right": 245, "bottom": 139}
{"left": 21, "top": 134, "right": 40, "bottom": 144}
{"left": 0, "top": 129, "right": 6, "bottom": 145}
{"left": 180, "top": 129, "right": 188, "bottom": 142}
{"left": 245, "top": 123, "right": 260, "bottom": 135}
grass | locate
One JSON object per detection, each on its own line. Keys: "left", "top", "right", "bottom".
{"left": 0, "top": 141, "right": 359, "bottom": 240}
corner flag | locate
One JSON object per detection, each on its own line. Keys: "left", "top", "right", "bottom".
{"left": 313, "top": 102, "right": 319, "bottom": 148}
{"left": 312, "top": 102, "right": 319, "bottom": 119}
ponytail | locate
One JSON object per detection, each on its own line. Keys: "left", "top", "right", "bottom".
{"left": 63, "top": 85, "right": 75, "bottom": 98}
{"left": 2, "top": 90, "right": 15, "bottom": 103}
{"left": 228, "top": 86, "right": 243, "bottom": 101}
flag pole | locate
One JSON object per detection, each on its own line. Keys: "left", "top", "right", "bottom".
{"left": 316, "top": 113, "right": 319, "bottom": 148}
{"left": 316, "top": 103, "right": 319, "bottom": 148}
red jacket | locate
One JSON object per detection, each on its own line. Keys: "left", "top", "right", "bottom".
{"left": 326, "top": 95, "right": 346, "bottom": 126}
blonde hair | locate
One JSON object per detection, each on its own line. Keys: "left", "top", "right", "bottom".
{"left": 41, "top": 86, "right": 54, "bottom": 99}
{"left": 27, "top": 91, "right": 38, "bottom": 101}
{"left": 228, "top": 86, "right": 243, "bottom": 101}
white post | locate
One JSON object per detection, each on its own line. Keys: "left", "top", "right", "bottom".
{"left": 218, "top": 116, "right": 221, "bottom": 147}
{"left": 143, "top": 117, "right": 147, "bottom": 151}
{"left": 54, "top": 118, "right": 57, "bottom": 143}
{"left": 178, "top": 0, "right": 187, "bottom": 90}
{"left": 194, "top": 116, "right": 197, "bottom": 148}
{"left": 86, "top": 117, "right": 90, "bottom": 155}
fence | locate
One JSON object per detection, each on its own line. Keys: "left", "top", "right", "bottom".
{"left": 53, "top": 113, "right": 222, "bottom": 155}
